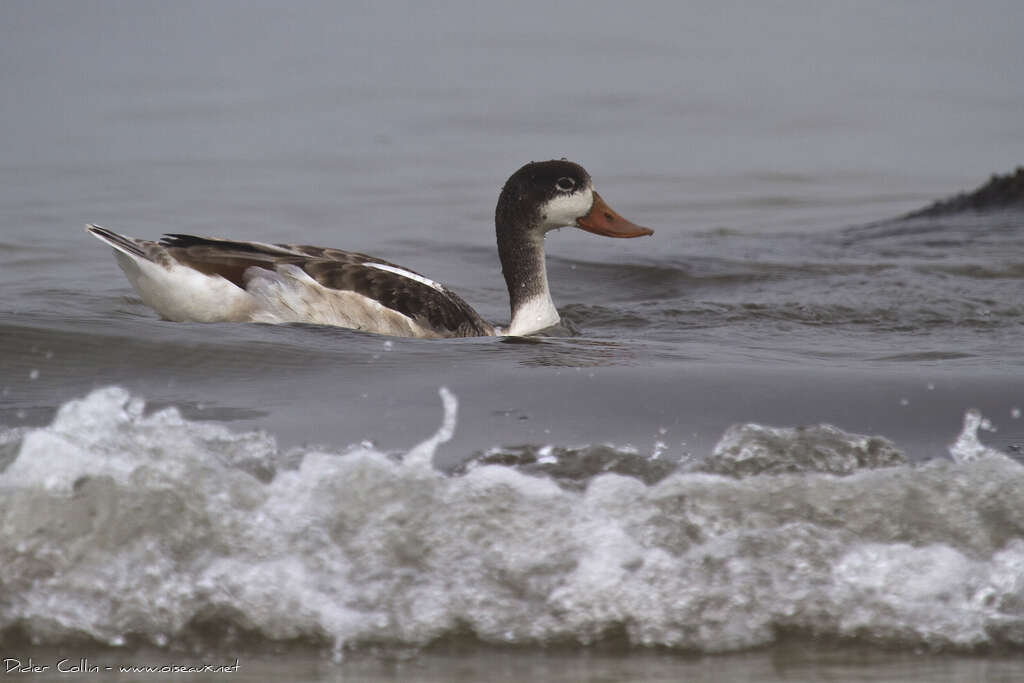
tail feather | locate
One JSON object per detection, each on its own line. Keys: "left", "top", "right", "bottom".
{"left": 85, "top": 224, "right": 149, "bottom": 259}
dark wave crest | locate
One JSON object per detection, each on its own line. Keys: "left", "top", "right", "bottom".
{"left": 905, "top": 167, "right": 1024, "bottom": 218}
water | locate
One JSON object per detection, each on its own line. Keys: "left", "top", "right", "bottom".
{"left": 2, "top": 387, "right": 1024, "bottom": 681}
{"left": 2, "top": 1, "right": 1023, "bottom": 679}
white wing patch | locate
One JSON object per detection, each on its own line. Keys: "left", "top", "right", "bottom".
{"left": 364, "top": 262, "right": 445, "bottom": 292}
{"left": 246, "top": 240, "right": 309, "bottom": 256}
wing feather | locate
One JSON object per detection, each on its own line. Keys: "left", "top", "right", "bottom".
{"left": 158, "top": 234, "right": 493, "bottom": 337}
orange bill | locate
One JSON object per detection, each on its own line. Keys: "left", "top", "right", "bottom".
{"left": 576, "top": 192, "right": 653, "bottom": 238}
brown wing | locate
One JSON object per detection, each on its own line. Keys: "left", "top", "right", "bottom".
{"left": 159, "top": 234, "right": 493, "bottom": 337}
{"left": 159, "top": 234, "right": 396, "bottom": 287}
{"left": 298, "top": 259, "right": 493, "bottom": 337}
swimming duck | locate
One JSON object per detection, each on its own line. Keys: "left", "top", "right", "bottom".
{"left": 87, "top": 159, "right": 653, "bottom": 338}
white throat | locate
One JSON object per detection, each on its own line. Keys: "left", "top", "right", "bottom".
{"left": 505, "top": 237, "right": 559, "bottom": 336}
{"left": 507, "top": 291, "right": 560, "bottom": 336}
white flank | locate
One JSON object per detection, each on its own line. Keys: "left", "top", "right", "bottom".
{"left": 540, "top": 186, "right": 594, "bottom": 230}
{"left": 364, "top": 262, "right": 445, "bottom": 292}
{"left": 112, "top": 251, "right": 256, "bottom": 323}
{"left": 246, "top": 264, "right": 440, "bottom": 337}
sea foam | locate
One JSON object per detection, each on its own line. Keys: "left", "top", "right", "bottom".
{"left": 1, "top": 387, "right": 1022, "bottom": 655}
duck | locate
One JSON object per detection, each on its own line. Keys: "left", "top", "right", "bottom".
{"left": 86, "top": 159, "right": 653, "bottom": 338}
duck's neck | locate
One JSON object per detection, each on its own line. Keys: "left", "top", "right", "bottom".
{"left": 498, "top": 229, "right": 559, "bottom": 336}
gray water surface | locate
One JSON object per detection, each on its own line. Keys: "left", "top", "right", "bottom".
{"left": 2, "top": 0, "right": 1023, "bottom": 673}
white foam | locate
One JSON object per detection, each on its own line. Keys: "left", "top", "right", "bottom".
{"left": 404, "top": 386, "right": 457, "bottom": 469}
{"left": 1, "top": 392, "right": 1023, "bottom": 655}
{"left": 949, "top": 409, "right": 1008, "bottom": 464}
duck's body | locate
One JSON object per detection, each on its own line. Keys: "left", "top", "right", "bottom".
{"left": 88, "top": 228, "right": 495, "bottom": 337}
{"left": 87, "top": 160, "right": 652, "bottom": 338}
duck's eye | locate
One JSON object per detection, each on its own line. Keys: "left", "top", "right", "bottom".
{"left": 555, "top": 177, "right": 576, "bottom": 192}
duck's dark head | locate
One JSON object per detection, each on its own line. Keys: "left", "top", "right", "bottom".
{"left": 495, "top": 159, "right": 653, "bottom": 239}
{"left": 494, "top": 160, "right": 653, "bottom": 336}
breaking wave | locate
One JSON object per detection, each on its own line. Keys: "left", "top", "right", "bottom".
{"left": 1, "top": 387, "right": 1023, "bottom": 656}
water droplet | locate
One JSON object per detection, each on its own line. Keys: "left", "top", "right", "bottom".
{"left": 28, "top": 369, "right": 39, "bottom": 381}
{"left": 899, "top": 397, "right": 909, "bottom": 406}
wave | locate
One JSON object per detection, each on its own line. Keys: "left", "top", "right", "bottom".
{"left": 1, "top": 387, "right": 1023, "bottom": 656}
{"left": 904, "top": 167, "right": 1024, "bottom": 219}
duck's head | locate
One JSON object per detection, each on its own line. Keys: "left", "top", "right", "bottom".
{"left": 496, "top": 159, "right": 653, "bottom": 239}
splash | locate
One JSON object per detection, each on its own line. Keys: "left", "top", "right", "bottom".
{"left": 948, "top": 409, "right": 1007, "bottom": 464}
{"left": 404, "top": 387, "right": 458, "bottom": 469}
{"left": 1, "top": 388, "right": 1023, "bottom": 655}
